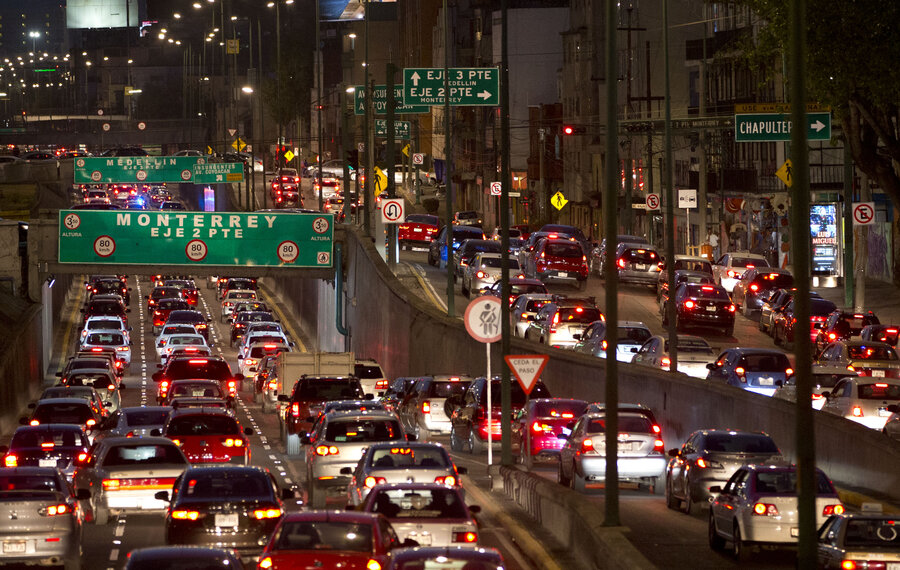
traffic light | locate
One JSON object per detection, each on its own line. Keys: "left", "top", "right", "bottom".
{"left": 345, "top": 149, "right": 359, "bottom": 170}
{"left": 561, "top": 125, "right": 585, "bottom": 135}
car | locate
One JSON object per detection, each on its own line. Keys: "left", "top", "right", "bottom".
{"left": 631, "top": 334, "right": 717, "bottom": 379}
{"left": 537, "top": 223, "right": 591, "bottom": 253}
{"left": 60, "top": 352, "right": 121, "bottom": 380}
{"left": 388, "top": 546, "right": 506, "bottom": 570}
{"left": 711, "top": 252, "right": 770, "bottom": 293}
{"left": 123, "top": 546, "right": 246, "bottom": 569}
{"left": 517, "top": 231, "right": 571, "bottom": 268}
{"left": 706, "top": 348, "right": 794, "bottom": 397}
{"left": 614, "top": 242, "right": 662, "bottom": 287}
{"left": 237, "top": 330, "right": 291, "bottom": 361}
{"left": 816, "top": 513, "right": 900, "bottom": 569}
{"left": 157, "top": 408, "right": 253, "bottom": 465}
{"left": 124, "top": 196, "right": 147, "bottom": 209}
{"left": 82, "top": 315, "right": 131, "bottom": 344}
{"left": 229, "top": 311, "right": 277, "bottom": 346}
{"left": 74, "top": 436, "right": 190, "bottom": 524}
{"left": 381, "top": 377, "right": 422, "bottom": 414}
{"left": 80, "top": 330, "right": 132, "bottom": 369}
{"left": 663, "top": 283, "right": 736, "bottom": 336}
{"left": 1, "top": 425, "right": 91, "bottom": 482}
{"left": 355, "top": 359, "right": 388, "bottom": 397}
{"left": 820, "top": 376, "right": 900, "bottom": 430}
{"left": 656, "top": 269, "right": 716, "bottom": 307}
{"left": 453, "top": 210, "right": 482, "bottom": 227}
{"left": 573, "top": 320, "right": 652, "bottom": 362}
{"left": 160, "top": 200, "right": 187, "bottom": 211}
{"left": 164, "top": 309, "right": 212, "bottom": 342}
{"left": 489, "top": 227, "right": 523, "bottom": 241}
{"left": 218, "top": 277, "right": 258, "bottom": 300}
{"left": 313, "top": 177, "right": 340, "bottom": 200}
{"left": 256, "top": 511, "right": 404, "bottom": 570}
{"left": 221, "top": 289, "right": 259, "bottom": 322}
{"left": 98, "top": 406, "right": 171, "bottom": 439}
{"left": 731, "top": 267, "right": 794, "bottom": 316}
{"left": 771, "top": 370, "right": 845, "bottom": 411}
{"left": 511, "top": 398, "right": 588, "bottom": 466}
{"left": 860, "top": 324, "right": 900, "bottom": 348}
{"left": 0, "top": 467, "right": 88, "bottom": 570}
{"left": 58, "top": 369, "right": 122, "bottom": 414}
{"left": 145, "top": 286, "right": 183, "bottom": 313}
{"left": 813, "top": 340, "right": 900, "bottom": 382}
{"left": 155, "top": 324, "right": 202, "bottom": 358}
{"left": 343, "top": 442, "right": 466, "bottom": 506}
{"left": 883, "top": 405, "right": 900, "bottom": 440}
{"left": 278, "top": 375, "right": 369, "bottom": 456}
{"left": 158, "top": 466, "right": 290, "bottom": 558}
{"left": 35, "top": 386, "right": 110, "bottom": 421}
{"left": 657, "top": 255, "right": 714, "bottom": 285}
{"left": 757, "top": 288, "right": 814, "bottom": 335}
{"left": 557, "top": 410, "right": 666, "bottom": 493}
{"left": 240, "top": 341, "right": 291, "bottom": 380}
{"left": 448, "top": 376, "right": 551, "bottom": 454}
{"left": 271, "top": 169, "right": 301, "bottom": 205}
{"left": 708, "top": 464, "right": 843, "bottom": 561}
{"left": 590, "top": 234, "right": 649, "bottom": 274}
{"left": 88, "top": 277, "right": 132, "bottom": 305}
{"left": 815, "top": 310, "right": 881, "bottom": 356}
{"left": 152, "top": 355, "right": 244, "bottom": 405}
{"left": 460, "top": 253, "right": 523, "bottom": 298}
{"left": 362, "top": 483, "right": 480, "bottom": 547}
{"left": 453, "top": 239, "right": 503, "bottom": 279}
{"left": 162, "top": 279, "right": 199, "bottom": 306}
{"left": 524, "top": 236, "right": 589, "bottom": 290}
{"left": 772, "top": 297, "right": 838, "bottom": 348}
{"left": 303, "top": 410, "right": 407, "bottom": 508}
{"left": 523, "top": 298, "right": 603, "bottom": 348}
{"left": 81, "top": 295, "right": 130, "bottom": 326}
{"left": 664, "top": 429, "right": 783, "bottom": 515}
{"left": 509, "top": 293, "right": 554, "bottom": 338}
{"left": 23, "top": 398, "right": 104, "bottom": 442}
{"left": 481, "top": 278, "right": 549, "bottom": 307}
{"left": 427, "top": 225, "right": 486, "bottom": 267}
{"left": 397, "top": 375, "right": 473, "bottom": 441}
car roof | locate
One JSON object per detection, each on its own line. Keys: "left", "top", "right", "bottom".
{"left": 617, "top": 321, "right": 649, "bottom": 328}
{"left": 324, "top": 410, "right": 398, "bottom": 421}
{"left": 98, "top": 436, "right": 180, "bottom": 447}
{"left": 35, "top": 397, "right": 93, "bottom": 406}
{"left": 14, "top": 424, "right": 86, "bottom": 433}
{"left": 391, "top": 547, "right": 503, "bottom": 563}
{"left": 280, "top": 510, "right": 383, "bottom": 524}
{"left": 0, "top": 466, "right": 63, "bottom": 476}
{"left": 366, "top": 441, "right": 448, "bottom": 451}
{"left": 169, "top": 407, "right": 235, "bottom": 419}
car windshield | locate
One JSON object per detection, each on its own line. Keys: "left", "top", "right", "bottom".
{"left": 275, "top": 521, "right": 373, "bottom": 552}
{"left": 181, "top": 471, "right": 271, "bottom": 500}
{"left": 510, "top": 283, "right": 548, "bottom": 296}
{"left": 408, "top": 214, "right": 438, "bottom": 225}
{"left": 480, "top": 382, "right": 550, "bottom": 407}
{"left": 170, "top": 383, "right": 223, "bottom": 399}
{"left": 753, "top": 471, "right": 834, "bottom": 495}
{"left": 157, "top": 299, "right": 188, "bottom": 310}
{"left": 731, "top": 257, "right": 769, "bottom": 268}
{"left": 369, "top": 488, "right": 468, "bottom": 519}
{"left": 703, "top": 433, "right": 779, "bottom": 453}
{"left": 102, "top": 444, "right": 185, "bottom": 466}
{"left": 737, "top": 353, "right": 792, "bottom": 371}
{"left": 124, "top": 409, "right": 170, "bottom": 426}
{"left": 11, "top": 430, "right": 85, "bottom": 449}
{"left": 525, "top": 299, "right": 550, "bottom": 312}
{"left": 425, "top": 380, "right": 471, "bottom": 399}
{"left": 674, "top": 260, "right": 712, "bottom": 273}
{"left": 842, "top": 519, "right": 900, "bottom": 548}
{"left": 66, "top": 374, "right": 113, "bottom": 390}
{"left": 532, "top": 400, "right": 587, "bottom": 419}
{"left": 87, "top": 320, "right": 124, "bottom": 331}
{"left": 88, "top": 302, "right": 124, "bottom": 315}
{"left": 586, "top": 415, "right": 653, "bottom": 434}
{"left": 296, "top": 380, "right": 363, "bottom": 400}
{"left": 618, "top": 327, "right": 652, "bottom": 344}
{"left": 847, "top": 345, "right": 897, "bottom": 360}
{"left": 0, "top": 475, "right": 60, "bottom": 496}
{"left": 457, "top": 211, "right": 478, "bottom": 220}
{"left": 545, "top": 242, "right": 583, "bottom": 258}
{"left": 325, "top": 418, "right": 401, "bottom": 442}
{"left": 665, "top": 338, "right": 713, "bottom": 353}
{"left": 479, "top": 257, "right": 519, "bottom": 269}
{"left": 840, "top": 315, "right": 881, "bottom": 333}
{"left": 558, "top": 307, "right": 602, "bottom": 324}
{"left": 857, "top": 383, "right": 900, "bottom": 400}
{"left": 227, "top": 292, "right": 256, "bottom": 300}
{"left": 33, "top": 403, "right": 92, "bottom": 424}
{"left": 622, "top": 248, "right": 657, "bottom": 263}
{"left": 165, "top": 359, "right": 233, "bottom": 381}
{"left": 752, "top": 272, "right": 794, "bottom": 289}
{"left": 354, "top": 365, "right": 384, "bottom": 379}
{"left": 369, "top": 447, "right": 449, "bottom": 469}
{"left": 250, "top": 345, "right": 286, "bottom": 358}
{"left": 167, "top": 415, "right": 240, "bottom": 436}
{"left": 162, "top": 325, "right": 196, "bottom": 335}
{"left": 683, "top": 285, "right": 731, "bottom": 300}
{"left": 453, "top": 228, "right": 483, "bottom": 240}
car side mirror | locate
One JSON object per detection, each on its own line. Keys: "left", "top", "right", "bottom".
{"left": 556, "top": 433, "right": 569, "bottom": 440}
{"left": 105, "top": 402, "right": 113, "bottom": 407}
{"left": 150, "top": 429, "right": 161, "bottom": 436}
{"left": 708, "top": 486, "right": 722, "bottom": 494}
{"left": 667, "top": 449, "right": 679, "bottom": 457}
{"left": 468, "top": 505, "right": 482, "bottom": 515}
{"left": 76, "top": 489, "right": 91, "bottom": 500}
{"left": 821, "top": 391, "right": 831, "bottom": 399}
{"left": 244, "top": 428, "right": 254, "bottom": 436}
{"left": 154, "top": 491, "right": 169, "bottom": 502}
{"left": 300, "top": 434, "right": 311, "bottom": 445}
{"left": 406, "top": 433, "right": 417, "bottom": 442}
{"left": 706, "top": 363, "right": 717, "bottom": 370}
{"left": 340, "top": 467, "right": 352, "bottom": 475}
{"left": 281, "top": 487, "right": 297, "bottom": 500}
{"left": 278, "top": 395, "right": 290, "bottom": 402}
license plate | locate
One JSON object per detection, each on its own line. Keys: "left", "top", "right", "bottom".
{"left": 758, "top": 377, "right": 774, "bottom": 386}
{"left": 879, "top": 408, "right": 892, "bottom": 417}
{"left": 411, "top": 534, "right": 432, "bottom": 546}
{"left": 2, "top": 541, "right": 25, "bottom": 553}
{"left": 216, "top": 514, "right": 239, "bottom": 528}
{"left": 887, "top": 564, "right": 900, "bottom": 570}
{"left": 558, "top": 272, "right": 568, "bottom": 278}
{"left": 413, "top": 228, "right": 422, "bottom": 232}
{"left": 192, "top": 389, "right": 206, "bottom": 396}
{"left": 706, "top": 306, "right": 716, "bottom": 312}
{"left": 872, "top": 370, "right": 886, "bottom": 377}
{"left": 39, "top": 459, "right": 57, "bottom": 467}
{"left": 790, "top": 527, "right": 799, "bottom": 538}
{"left": 635, "top": 264, "right": 646, "bottom": 270}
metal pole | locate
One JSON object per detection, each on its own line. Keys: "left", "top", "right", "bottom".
{"left": 843, "top": 149, "right": 854, "bottom": 307}
{"left": 486, "top": 342, "right": 493, "bottom": 467}
{"left": 275, "top": 0, "right": 282, "bottom": 163}
{"left": 257, "top": 18, "right": 264, "bottom": 207}
{"left": 443, "top": 0, "right": 455, "bottom": 317}
{"left": 362, "top": 1, "right": 372, "bottom": 237}
{"left": 499, "top": 0, "right": 512, "bottom": 467}
{"left": 663, "top": 0, "right": 678, "bottom": 373}
{"left": 603, "top": 0, "right": 620, "bottom": 527}
{"left": 698, "top": 21, "right": 709, "bottom": 242}
{"left": 386, "top": 63, "right": 397, "bottom": 266}
{"left": 316, "top": 0, "right": 324, "bottom": 212}
{"left": 789, "top": 0, "right": 815, "bottom": 566}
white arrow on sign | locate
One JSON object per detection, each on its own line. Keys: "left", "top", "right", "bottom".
{"left": 477, "top": 90, "right": 491, "bottom": 100}
{"left": 505, "top": 354, "right": 549, "bottom": 395}
{"left": 811, "top": 120, "right": 826, "bottom": 132}
{"left": 409, "top": 71, "right": 421, "bottom": 86}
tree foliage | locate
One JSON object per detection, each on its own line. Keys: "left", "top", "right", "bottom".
{"left": 736, "top": 0, "right": 900, "bottom": 206}
{"left": 260, "top": 33, "right": 313, "bottom": 130}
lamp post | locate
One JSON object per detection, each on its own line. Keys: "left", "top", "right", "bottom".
{"left": 29, "top": 32, "right": 40, "bottom": 53}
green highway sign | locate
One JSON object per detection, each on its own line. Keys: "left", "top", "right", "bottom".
{"left": 403, "top": 67, "right": 499, "bottom": 106}
{"left": 192, "top": 162, "right": 245, "bottom": 184}
{"left": 73, "top": 156, "right": 206, "bottom": 184}
{"left": 375, "top": 119, "right": 411, "bottom": 139}
{"left": 58, "top": 210, "right": 334, "bottom": 268}
{"left": 353, "top": 84, "right": 429, "bottom": 116}
{"left": 734, "top": 112, "right": 831, "bottom": 142}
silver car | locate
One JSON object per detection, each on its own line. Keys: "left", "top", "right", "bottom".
{"left": 0, "top": 467, "right": 88, "bottom": 570}
{"left": 59, "top": 369, "right": 122, "bottom": 414}
{"left": 523, "top": 300, "right": 604, "bottom": 349}
{"left": 573, "top": 320, "right": 652, "bottom": 362}
{"left": 510, "top": 293, "right": 554, "bottom": 338}
{"left": 461, "top": 253, "right": 522, "bottom": 298}
{"left": 397, "top": 376, "right": 473, "bottom": 441}
{"left": 631, "top": 334, "right": 717, "bottom": 379}
{"left": 73, "top": 436, "right": 189, "bottom": 524}
{"left": 664, "top": 429, "right": 783, "bottom": 515}
{"left": 97, "top": 406, "right": 172, "bottom": 439}
{"left": 303, "top": 411, "right": 407, "bottom": 509}
{"left": 343, "top": 442, "right": 466, "bottom": 506}
{"left": 615, "top": 242, "right": 662, "bottom": 287}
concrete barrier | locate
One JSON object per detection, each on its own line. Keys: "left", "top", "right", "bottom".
{"left": 267, "top": 226, "right": 900, "bottom": 503}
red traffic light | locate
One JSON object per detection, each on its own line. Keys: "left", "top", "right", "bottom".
{"left": 562, "top": 125, "right": 575, "bottom": 135}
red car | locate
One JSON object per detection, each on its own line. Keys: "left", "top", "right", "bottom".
{"left": 512, "top": 398, "right": 588, "bottom": 465}
{"left": 772, "top": 297, "right": 838, "bottom": 348}
{"left": 398, "top": 214, "right": 440, "bottom": 250}
{"left": 152, "top": 355, "right": 244, "bottom": 403}
{"left": 159, "top": 408, "right": 253, "bottom": 465}
{"left": 526, "top": 236, "right": 589, "bottom": 290}
{"left": 271, "top": 169, "right": 302, "bottom": 207}
{"left": 145, "top": 286, "right": 183, "bottom": 313}
{"left": 151, "top": 298, "right": 191, "bottom": 335}
{"left": 257, "top": 511, "right": 410, "bottom": 570}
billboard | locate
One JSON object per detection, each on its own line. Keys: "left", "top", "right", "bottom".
{"left": 67, "top": 0, "right": 138, "bottom": 29}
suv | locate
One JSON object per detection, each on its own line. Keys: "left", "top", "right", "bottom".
{"left": 427, "top": 225, "right": 485, "bottom": 267}
{"left": 615, "top": 242, "right": 662, "bottom": 287}
{"left": 278, "top": 376, "right": 368, "bottom": 456}
{"left": 221, "top": 289, "right": 258, "bottom": 322}
{"left": 145, "top": 286, "right": 183, "bottom": 313}
{"left": 453, "top": 210, "right": 482, "bottom": 227}
{"left": 449, "top": 376, "right": 551, "bottom": 454}
{"left": 303, "top": 410, "right": 406, "bottom": 508}
{"left": 152, "top": 355, "right": 243, "bottom": 403}
{"left": 731, "top": 267, "right": 794, "bottom": 316}
{"left": 229, "top": 310, "right": 277, "bottom": 347}
{"left": 397, "top": 375, "right": 474, "bottom": 441}
{"left": 151, "top": 298, "right": 191, "bottom": 335}
{"left": 354, "top": 360, "right": 388, "bottom": 397}
{"left": 157, "top": 408, "right": 253, "bottom": 465}
{"left": 1, "top": 424, "right": 91, "bottom": 482}
{"left": 523, "top": 299, "right": 603, "bottom": 348}
{"left": 453, "top": 239, "right": 502, "bottom": 278}
{"left": 525, "top": 237, "right": 589, "bottom": 289}
{"left": 82, "top": 296, "right": 130, "bottom": 327}
{"left": 164, "top": 310, "right": 212, "bottom": 342}
{"left": 712, "top": 252, "right": 770, "bottom": 293}
{"left": 814, "top": 310, "right": 881, "bottom": 356}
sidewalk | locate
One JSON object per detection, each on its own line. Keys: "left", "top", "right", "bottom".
{"left": 813, "top": 277, "right": 900, "bottom": 323}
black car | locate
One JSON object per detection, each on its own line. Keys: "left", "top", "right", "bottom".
{"left": 860, "top": 324, "right": 900, "bottom": 347}
{"left": 0, "top": 425, "right": 91, "bottom": 481}
{"left": 657, "top": 269, "right": 716, "bottom": 307}
{"left": 165, "top": 309, "right": 212, "bottom": 341}
{"left": 157, "top": 466, "right": 292, "bottom": 558}
{"left": 665, "top": 283, "right": 736, "bottom": 336}
{"left": 537, "top": 223, "right": 590, "bottom": 253}
{"left": 453, "top": 239, "right": 503, "bottom": 277}
{"left": 90, "top": 278, "right": 132, "bottom": 305}
{"left": 427, "top": 225, "right": 485, "bottom": 267}
{"left": 123, "top": 546, "right": 246, "bottom": 569}
{"left": 731, "top": 267, "right": 794, "bottom": 316}
{"left": 82, "top": 296, "right": 130, "bottom": 326}
{"left": 814, "top": 310, "right": 881, "bottom": 356}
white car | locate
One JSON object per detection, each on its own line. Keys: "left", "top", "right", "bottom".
{"left": 631, "top": 334, "right": 716, "bottom": 379}
{"left": 220, "top": 289, "right": 258, "bottom": 322}
{"left": 239, "top": 341, "right": 291, "bottom": 380}
{"left": 237, "top": 329, "right": 291, "bottom": 360}
{"left": 355, "top": 359, "right": 388, "bottom": 397}
{"left": 712, "top": 252, "right": 770, "bottom": 293}
{"left": 461, "top": 253, "right": 522, "bottom": 298}
{"left": 158, "top": 334, "right": 209, "bottom": 363}
{"left": 81, "top": 316, "right": 131, "bottom": 344}
{"left": 708, "top": 464, "right": 843, "bottom": 561}
{"left": 573, "top": 320, "right": 653, "bottom": 363}
{"left": 80, "top": 331, "right": 132, "bottom": 369}
{"left": 523, "top": 301, "right": 604, "bottom": 349}
{"left": 510, "top": 294, "right": 555, "bottom": 338}
{"left": 154, "top": 324, "right": 201, "bottom": 359}
{"left": 820, "top": 376, "right": 900, "bottom": 430}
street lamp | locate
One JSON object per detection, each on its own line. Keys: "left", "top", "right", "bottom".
{"left": 28, "top": 31, "right": 40, "bottom": 52}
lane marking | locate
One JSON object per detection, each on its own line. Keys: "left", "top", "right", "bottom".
{"left": 403, "top": 261, "right": 447, "bottom": 312}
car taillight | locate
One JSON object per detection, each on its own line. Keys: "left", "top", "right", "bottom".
{"left": 116, "top": 346, "right": 128, "bottom": 352}
{"left": 617, "top": 258, "right": 625, "bottom": 269}
{"left": 752, "top": 503, "right": 779, "bottom": 516}
{"left": 291, "top": 403, "right": 300, "bottom": 417}
{"left": 422, "top": 401, "right": 431, "bottom": 414}
{"left": 786, "top": 367, "right": 794, "bottom": 376}
{"left": 727, "top": 270, "right": 737, "bottom": 278}
{"left": 749, "top": 284, "right": 759, "bottom": 292}
{"left": 29, "top": 420, "right": 40, "bottom": 426}
{"left": 653, "top": 439, "right": 665, "bottom": 452}
{"left": 452, "top": 531, "right": 478, "bottom": 543}
{"left": 684, "top": 300, "right": 695, "bottom": 309}
{"left": 366, "top": 560, "right": 381, "bottom": 570}
{"left": 828, "top": 332, "right": 838, "bottom": 341}
{"left": 170, "top": 510, "right": 200, "bottom": 520}
{"left": 251, "top": 508, "right": 282, "bottom": 519}
{"left": 550, "top": 313, "right": 559, "bottom": 333}
{"left": 268, "top": 380, "right": 277, "bottom": 390}
{"left": 102, "top": 479, "right": 120, "bottom": 490}
{"left": 846, "top": 365, "right": 856, "bottom": 372}
{"left": 661, "top": 357, "right": 671, "bottom": 370}
{"left": 86, "top": 419, "right": 96, "bottom": 427}
{"left": 315, "top": 445, "right": 339, "bottom": 456}
{"left": 41, "top": 504, "right": 70, "bottom": 517}
{"left": 4, "top": 454, "right": 16, "bottom": 467}
{"left": 364, "top": 476, "right": 386, "bottom": 488}
{"left": 651, "top": 424, "right": 661, "bottom": 434}
{"left": 601, "top": 339, "right": 608, "bottom": 350}
{"left": 811, "top": 393, "right": 825, "bottom": 401}
{"left": 375, "top": 380, "right": 388, "bottom": 390}
{"left": 227, "top": 381, "right": 237, "bottom": 392}
{"left": 76, "top": 452, "right": 89, "bottom": 464}
{"left": 728, "top": 304, "right": 736, "bottom": 312}
{"left": 581, "top": 438, "right": 594, "bottom": 452}
{"left": 475, "top": 271, "right": 487, "bottom": 279}
{"left": 435, "top": 475, "right": 457, "bottom": 486}
{"left": 851, "top": 406, "right": 863, "bottom": 417}
{"left": 531, "top": 421, "right": 549, "bottom": 434}
{"left": 822, "top": 504, "right": 845, "bottom": 516}
{"left": 258, "top": 557, "right": 273, "bottom": 570}
{"left": 222, "top": 438, "right": 244, "bottom": 447}
{"left": 245, "top": 359, "right": 257, "bottom": 367}
{"left": 735, "top": 367, "right": 746, "bottom": 382}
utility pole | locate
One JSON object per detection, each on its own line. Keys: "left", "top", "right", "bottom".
{"left": 386, "top": 62, "right": 397, "bottom": 266}
{"left": 663, "top": 0, "right": 678, "bottom": 374}
{"left": 362, "top": 1, "right": 372, "bottom": 237}
{"left": 843, "top": 149, "right": 854, "bottom": 308}
{"left": 500, "top": 0, "right": 512, "bottom": 467}
{"left": 697, "top": 18, "right": 709, "bottom": 243}
{"left": 316, "top": 0, "right": 324, "bottom": 212}
{"left": 442, "top": 0, "right": 455, "bottom": 317}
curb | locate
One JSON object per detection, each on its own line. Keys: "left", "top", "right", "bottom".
{"left": 838, "top": 488, "right": 900, "bottom": 514}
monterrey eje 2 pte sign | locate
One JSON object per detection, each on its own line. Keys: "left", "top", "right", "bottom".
{"left": 58, "top": 210, "right": 333, "bottom": 267}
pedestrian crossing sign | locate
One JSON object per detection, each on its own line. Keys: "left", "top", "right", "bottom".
{"left": 551, "top": 191, "right": 569, "bottom": 210}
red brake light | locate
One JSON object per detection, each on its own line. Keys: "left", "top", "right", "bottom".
{"left": 291, "top": 403, "right": 299, "bottom": 417}
{"left": 728, "top": 304, "right": 736, "bottom": 312}
{"left": 684, "top": 300, "right": 695, "bottom": 309}
{"left": 701, "top": 286, "right": 714, "bottom": 291}
{"left": 188, "top": 359, "right": 208, "bottom": 364}
{"left": 435, "top": 475, "right": 457, "bottom": 486}
{"left": 315, "top": 445, "right": 339, "bottom": 456}
{"left": 822, "top": 504, "right": 845, "bottom": 516}
{"left": 735, "top": 366, "right": 745, "bottom": 377}
{"left": 617, "top": 258, "right": 625, "bottom": 269}
{"left": 422, "top": 401, "right": 431, "bottom": 414}
{"left": 752, "top": 502, "right": 779, "bottom": 516}
{"left": 4, "top": 454, "right": 17, "bottom": 467}
{"left": 364, "top": 476, "right": 386, "bottom": 488}
{"left": 851, "top": 406, "right": 863, "bottom": 417}
{"left": 653, "top": 439, "right": 665, "bottom": 452}
{"left": 749, "top": 284, "right": 759, "bottom": 292}
{"left": 661, "top": 357, "right": 671, "bottom": 370}
{"left": 452, "top": 532, "right": 478, "bottom": 543}
{"left": 828, "top": 333, "right": 838, "bottom": 341}
{"left": 785, "top": 367, "right": 794, "bottom": 376}
{"left": 581, "top": 438, "right": 594, "bottom": 451}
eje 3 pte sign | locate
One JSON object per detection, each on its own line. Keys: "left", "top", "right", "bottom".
{"left": 58, "top": 210, "right": 333, "bottom": 267}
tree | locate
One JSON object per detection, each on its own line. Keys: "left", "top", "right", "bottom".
{"left": 737, "top": 0, "right": 900, "bottom": 277}
{"left": 260, "top": 33, "right": 313, "bottom": 137}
